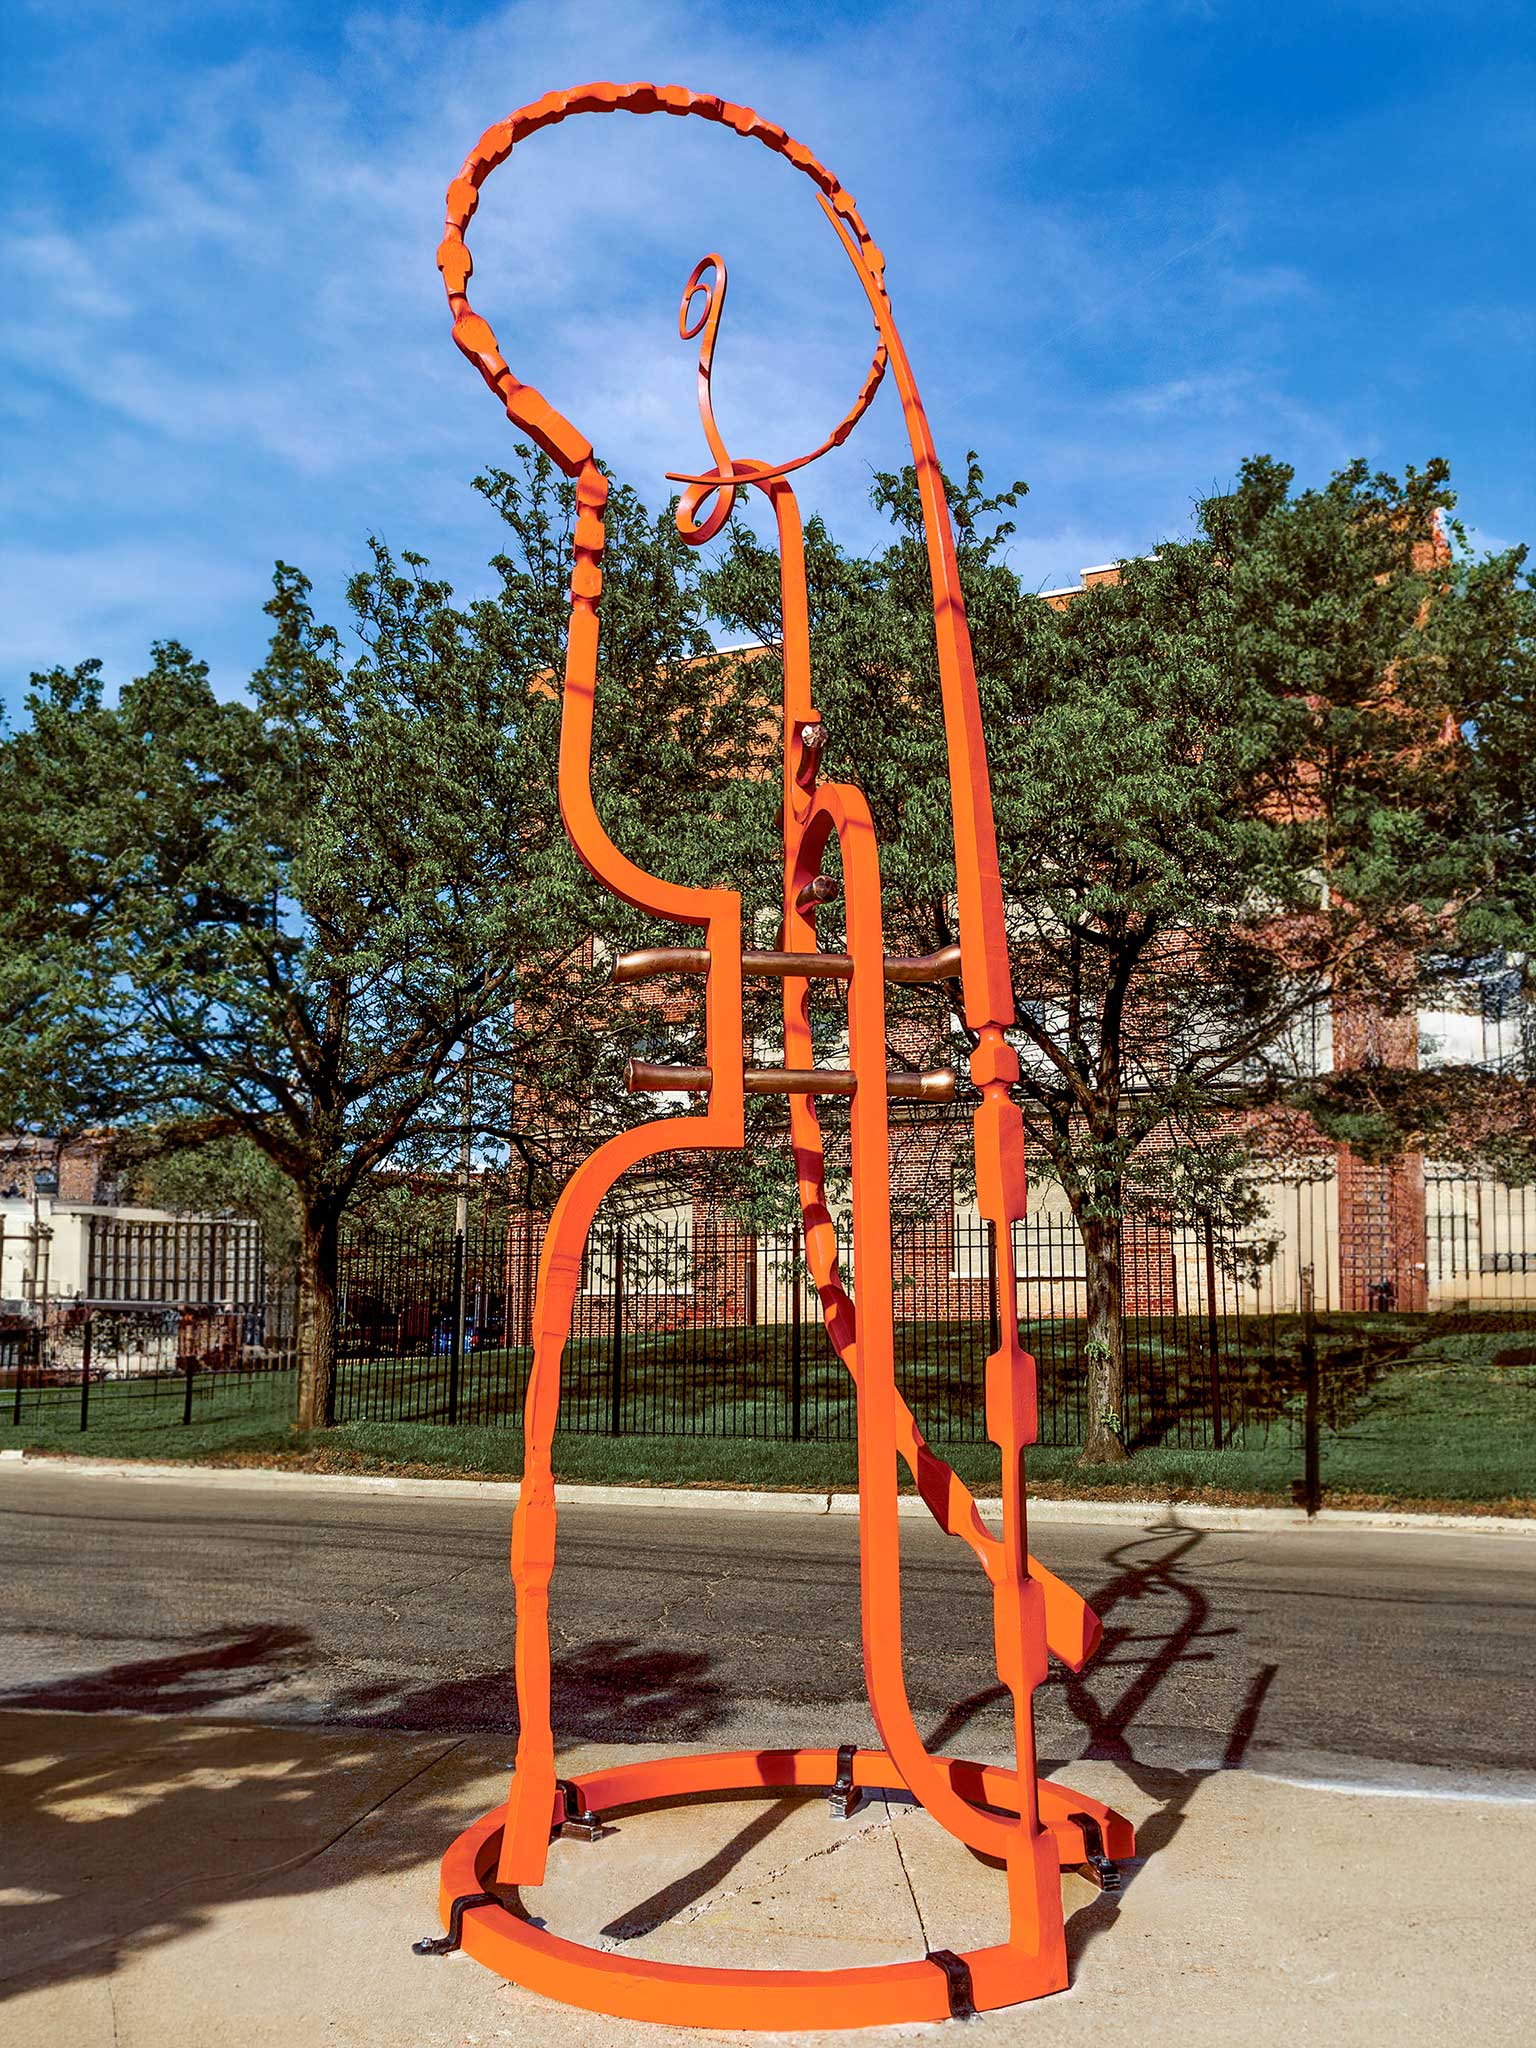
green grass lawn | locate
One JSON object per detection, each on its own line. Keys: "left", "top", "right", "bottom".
{"left": 6, "top": 1369, "right": 298, "bottom": 1464}
{"left": 321, "top": 1307, "right": 1454, "bottom": 1442}
{"left": 8, "top": 1319, "right": 1532, "bottom": 1508}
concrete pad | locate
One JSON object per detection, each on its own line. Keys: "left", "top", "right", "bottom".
{"left": 542, "top": 1787, "right": 923, "bottom": 1975}
{"left": 1, "top": 1712, "right": 1532, "bottom": 2046}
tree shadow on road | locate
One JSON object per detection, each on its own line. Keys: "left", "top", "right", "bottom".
{"left": 0, "top": 1613, "right": 729, "bottom": 1742}
{"left": 0, "top": 1622, "right": 314, "bottom": 1717}
{"left": 334, "top": 1636, "right": 729, "bottom": 1743}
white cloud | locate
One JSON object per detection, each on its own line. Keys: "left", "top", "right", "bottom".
{"left": 7, "top": 0, "right": 1505, "bottom": 707}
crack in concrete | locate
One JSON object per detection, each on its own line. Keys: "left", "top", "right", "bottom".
{"left": 704, "top": 1819, "right": 873, "bottom": 1915}
{"left": 884, "top": 1792, "right": 930, "bottom": 1950}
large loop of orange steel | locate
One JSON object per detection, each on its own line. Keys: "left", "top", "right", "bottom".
{"left": 430, "top": 82, "right": 1132, "bottom": 2028}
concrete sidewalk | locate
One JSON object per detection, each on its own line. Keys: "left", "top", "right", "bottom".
{"left": 7, "top": 1450, "right": 1534, "bottom": 1536}
{"left": 1, "top": 1709, "right": 1530, "bottom": 2047}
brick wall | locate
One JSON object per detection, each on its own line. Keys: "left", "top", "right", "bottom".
{"left": 1332, "top": 993, "right": 1428, "bottom": 1310}
{"left": 1336, "top": 1147, "right": 1428, "bottom": 1311}
{"left": 57, "top": 1137, "right": 112, "bottom": 1202}
{"left": 0, "top": 1134, "right": 111, "bottom": 1203}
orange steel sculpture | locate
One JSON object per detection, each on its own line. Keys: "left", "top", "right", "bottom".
{"left": 422, "top": 82, "right": 1134, "bottom": 2028}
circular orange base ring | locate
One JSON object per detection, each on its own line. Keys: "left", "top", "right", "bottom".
{"left": 436, "top": 1747, "right": 1134, "bottom": 2030}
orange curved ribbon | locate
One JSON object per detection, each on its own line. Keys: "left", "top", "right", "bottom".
{"left": 437, "top": 81, "right": 1126, "bottom": 2010}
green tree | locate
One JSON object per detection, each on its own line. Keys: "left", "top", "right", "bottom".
{"left": 706, "top": 454, "right": 1510, "bottom": 1462}
{"left": 125, "top": 1135, "right": 302, "bottom": 1279}
{"left": 0, "top": 454, "right": 754, "bottom": 1428}
{"left": 1295, "top": 534, "right": 1536, "bottom": 1177}
{"left": 6, "top": 445, "right": 1523, "bottom": 1471}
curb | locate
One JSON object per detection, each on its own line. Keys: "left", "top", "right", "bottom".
{"left": 4, "top": 1450, "right": 1533, "bottom": 1537}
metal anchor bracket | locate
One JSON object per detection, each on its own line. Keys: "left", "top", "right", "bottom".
{"left": 555, "top": 1776, "right": 604, "bottom": 1841}
{"left": 828, "top": 1742, "right": 861, "bottom": 1820}
{"left": 413, "top": 1889, "right": 500, "bottom": 1956}
{"left": 1068, "top": 1811, "right": 1122, "bottom": 1893}
{"left": 926, "top": 1948, "right": 978, "bottom": 2021}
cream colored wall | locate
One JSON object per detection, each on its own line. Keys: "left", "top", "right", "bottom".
{"left": 1426, "top": 1172, "right": 1536, "bottom": 1306}
{"left": 957, "top": 1168, "right": 1344, "bottom": 1318}
{"left": 0, "top": 1201, "right": 237, "bottom": 1308}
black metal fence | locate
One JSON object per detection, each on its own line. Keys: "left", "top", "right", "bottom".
{"left": 325, "top": 1195, "right": 1536, "bottom": 1449}
{"left": 7, "top": 1174, "right": 1530, "bottom": 1454}
{"left": 2, "top": 1207, "right": 297, "bottom": 1440}
{"left": 3, "top": 1314, "right": 297, "bottom": 1439}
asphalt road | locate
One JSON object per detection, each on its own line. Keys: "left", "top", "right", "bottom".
{"left": 2, "top": 1468, "right": 1533, "bottom": 1792}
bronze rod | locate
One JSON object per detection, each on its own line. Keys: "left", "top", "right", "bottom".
{"left": 624, "top": 1060, "right": 713, "bottom": 1093}
{"left": 880, "top": 943, "right": 963, "bottom": 985}
{"left": 796, "top": 875, "right": 839, "bottom": 910}
{"left": 885, "top": 1068, "right": 958, "bottom": 1102}
{"left": 743, "top": 949, "right": 852, "bottom": 979}
{"left": 613, "top": 942, "right": 964, "bottom": 986}
{"left": 624, "top": 1060, "right": 957, "bottom": 1102}
{"left": 745, "top": 1066, "right": 856, "bottom": 1097}
{"left": 745, "top": 947, "right": 960, "bottom": 983}
{"left": 611, "top": 946, "right": 710, "bottom": 983}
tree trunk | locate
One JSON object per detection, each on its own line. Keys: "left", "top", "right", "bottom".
{"left": 296, "top": 1204, "right": 342, "bottom": 1432}
{"left": 1079, "top": 1212, "right": 1130, "bottom": 1465}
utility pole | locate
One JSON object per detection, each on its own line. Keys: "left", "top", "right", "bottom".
{"left": 454, "top": 1046, "right": 472, "bottom": 1243}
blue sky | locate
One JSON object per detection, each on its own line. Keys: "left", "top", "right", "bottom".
{"left": 3, "top": 0, "right": 1532, "bottom": 710}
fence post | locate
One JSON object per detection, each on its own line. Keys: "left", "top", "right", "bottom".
{"left": 11, "top": 1331, "right": 24, "bottom": 1428}
{"left": 790, "top": 1220, "right": 803, "bottom": 1442}
{"left": 78, "top": 1316, "right": 93, "bottom": 1432}
{"left": 1295, "top": 1312, "right": 1321, "bottom": 1517}
{"left": 182, "top": 1350, "right": 197, "bottom": 1426}
{"left": 609, "top": 1225, "right": 626, "bottom": 1437}
{"left": 0, "top": 1220, "right": 12, "bottom": 1428}
{"left": 1203, "top": 1214, "right": 1223, "bottom": 1450}
{"left": 986, "top": 1220, "right": 1001, "bottom": 1354}
{"left": 448, "top": 1229, "right": 466, "bottom": 1426}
